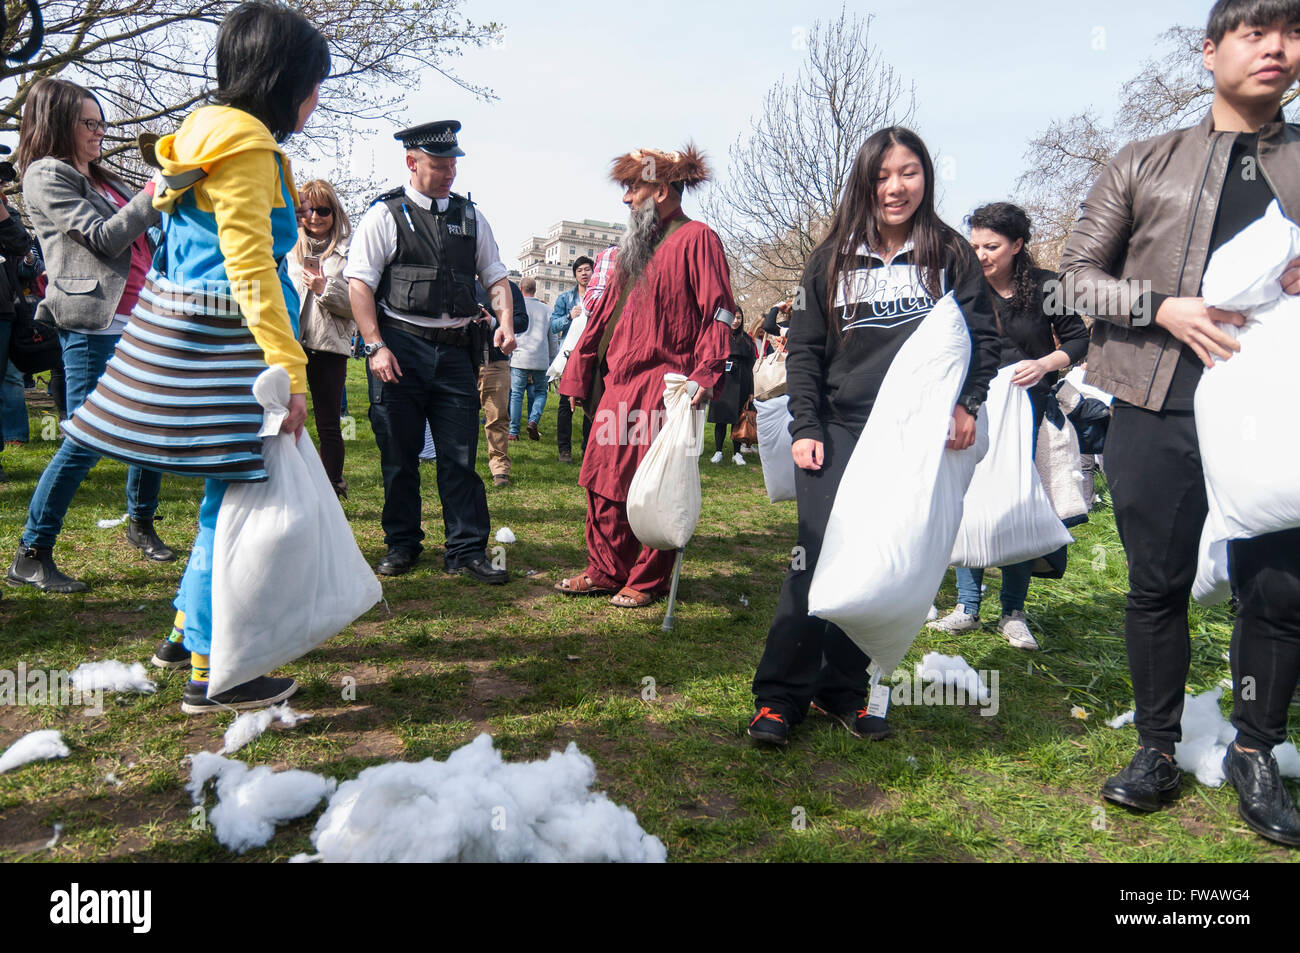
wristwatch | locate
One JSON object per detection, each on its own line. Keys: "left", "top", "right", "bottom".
{"left": 363, "top": 340, "right": 387, "bottom": 358}
{"left": 957, "top": 395, "right": 982, "bottom": 417}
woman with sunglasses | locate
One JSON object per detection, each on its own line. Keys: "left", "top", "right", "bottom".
{"left": 288, "top": 180, "right": 354, "bottom": 498}
{"left": 9, "top": 77, "right": 171, "bottom": 594}
{"left": 748, "top": 127, "right": 1000, "bottom": 747}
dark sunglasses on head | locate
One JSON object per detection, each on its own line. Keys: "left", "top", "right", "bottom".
{"left": 300, "top": 205, "right": 333, "bottom": 217}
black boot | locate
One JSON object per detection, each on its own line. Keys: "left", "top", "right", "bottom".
{"left": 126, "top": 517, "right": 176, "bottom": 562}
{"left": 7, "top": 545, "right": 88, "bottom": 593}
{"left": 1223, "top": 742, "right": 1300, "bottom": 847}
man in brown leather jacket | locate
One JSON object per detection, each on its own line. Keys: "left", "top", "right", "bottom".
{"left": 1061, "top": 0, "right": 1300, "bottom": 847}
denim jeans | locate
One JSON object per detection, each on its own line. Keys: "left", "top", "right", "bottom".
{"left": 1, "top": 353, "right": 26, "bottom": 442}
{"left": 508, "top": 367, "right": 548, "bottom": 436}
{"left": 22, "top": 329, "right": 162, "bottom": 549}
{"left": 955, "top": 563, "right": 1033, "bottom": 616}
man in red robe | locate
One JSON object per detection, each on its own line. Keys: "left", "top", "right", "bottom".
{"left": 556, "top": 145, "right": 736, "bottom": 607}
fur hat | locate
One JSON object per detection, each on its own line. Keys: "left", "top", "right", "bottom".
{"left": 609, "top": 143, "right": 711, "bottom": 190}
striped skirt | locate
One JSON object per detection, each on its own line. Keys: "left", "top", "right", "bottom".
{"left": 62, "top": 271, "right": 271, "bottom": 482}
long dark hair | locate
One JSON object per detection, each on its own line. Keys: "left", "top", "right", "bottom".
{"left": 966, "top": 202, "right": 1039, "bottom": 320}
{"left": 821, "top": 127, "right": 964, "bottom": 326}
{"left": 211, "top": 2, "right": 330, "bottom": 143}
{"left": 16, "top": 78, "right": 109, "bottom": 184}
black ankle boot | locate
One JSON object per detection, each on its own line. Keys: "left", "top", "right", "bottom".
{"left": 1223, "top": 742, "right": 1300, "bottom": 847}
{"left": 7, "top": 545, "right": 88, "bottom": 593}
{"left": 126, "top": 518, "right": 176, "bottom": 562}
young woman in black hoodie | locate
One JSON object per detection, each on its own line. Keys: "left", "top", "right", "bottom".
{"left": 748, "top": 127, "right": 1000, "bottom": 746}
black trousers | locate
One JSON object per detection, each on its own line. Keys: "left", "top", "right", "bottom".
{"left": 557, "top": 394, "right": 592, "bottom": 455}
{"left": 1107, "top": 403, "right": 1300, "bottom": 753}
{"left": 304, "top": 347, "right": 348, "bottom": 487}
{"left": 713, "top": 421, "right": 740, "bottom": 455}
{"left": 752, "top": 419, "right": 871, "bottom": 721}
{"left": 367, "top": 326, "right": 490, "bottom": 570}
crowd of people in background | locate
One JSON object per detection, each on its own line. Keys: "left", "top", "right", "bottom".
{"left": 0, "top": 0, "right": 1297, "bottom": 850}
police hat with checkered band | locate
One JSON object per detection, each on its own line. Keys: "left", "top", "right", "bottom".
{"left": 395, "top": 121, "right": 465, "bottom": 158}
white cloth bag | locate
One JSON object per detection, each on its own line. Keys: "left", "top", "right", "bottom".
{"left": 1193, "top": 201, "right": 1300, "bottom": 607}
{"left": 753, "top": 347, "right": 788, "bottom": 400}
{"left": 546, "top": 308, "right": 588, "bottom": 382}
{"left": 1035, "top": 402, "right": 1089, "bottom": 524}
{"left": 808, "top": 294, "right": 986, "bottom": 678}
{"left": 210, "top": 367, "right": 382, "bottom": 695}
{"left": 951, "top": 366, "right": 1074, "bottom": 568}
{"left": 627, "top": 373, "right": 705, "bottom": 551}
{"left": 756, "top": 394, "right": 796, "bottom": 502}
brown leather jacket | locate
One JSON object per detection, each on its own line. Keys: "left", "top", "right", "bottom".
{"left": 1060, "top": 110, "right": 1300, "bottom": 410}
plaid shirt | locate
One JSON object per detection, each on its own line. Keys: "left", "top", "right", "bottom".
{"left": 582, "top": 244, "right": 618, "bottom": 313}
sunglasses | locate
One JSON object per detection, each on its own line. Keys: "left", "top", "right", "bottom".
{"left": 300, "top": 205, "right": 333, "bottom": 217}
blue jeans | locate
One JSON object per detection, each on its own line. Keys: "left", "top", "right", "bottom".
{"left": 956, "top": 562, "right": 1033, "bottom": 616}
{"left": 22, "top": 329, "right": 162, "bottom": 549}
{"left": 508, "top": 367, "right": 548, "bottom": 436}
{"left": 1, "top": 356, "right": 26, "bottom": 442}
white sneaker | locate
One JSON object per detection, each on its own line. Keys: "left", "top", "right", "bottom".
{"left": 710, "top": 451, "right": 723, "bottom": 464}
{"left": 926, "top": 604, "right": 981, "bottom": 633}
{"left": 733, "top": 452, "right": 746, "bottom": 465}
{"left": 741, "top": 443, "right": 758, "bottom": 454}
{"left": 998, "top": 611, "right": 1039, "bottom": 650}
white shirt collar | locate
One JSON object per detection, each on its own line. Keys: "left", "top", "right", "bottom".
{"left": 855, "top": 238, "right": 915, "bottom": 262}
{"left": 404, "top": 183, "right": 450, "bottom": 213}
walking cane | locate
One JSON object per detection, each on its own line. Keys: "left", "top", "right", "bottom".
{"left": 661, "top": 547, "right": 685, "bottom": 632}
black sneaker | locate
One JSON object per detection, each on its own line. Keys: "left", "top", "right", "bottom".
{"left": 181, "top": 675, "right": 298, "bottom": 715}
{"left": 7, "top": 545, "right": 88, "bottom": 593}
{"left": 1101, "top": 746, "right": 1182, "bottom": 812}
{"left": 811, "top": 698, "right": 892, "bottom": 740}
{"left": 1223, "top": 742, "right": 1300, "bottom": 847}
{"left": 748, "top": 706, "right": 789, "bottom": 747}
{"left": 151, "top": 638, "right": 190, "bottom": 670}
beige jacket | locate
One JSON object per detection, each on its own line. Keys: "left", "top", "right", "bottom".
{"left": 1060, "top": 110, "right": 1300, "bottom": 410}
{"left": 287, "top": 240, "right": 355, "bottom": 356}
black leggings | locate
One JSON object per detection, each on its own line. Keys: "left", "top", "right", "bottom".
{"left": 714, "top": 421, "right": 740, "bottom": 454}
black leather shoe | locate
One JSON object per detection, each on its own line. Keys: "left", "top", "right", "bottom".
{"left": 126, "top": 518, "right": 176, "bottom": 562}
{"left": 375, "top": 548, "right": 418, "bottom": 576}
{"left": 1101, "top": 746, "right": 1182, "bottom": 812}
{"left": 7, "top": 545, "right": 88, "bottom": 593}
{"left": 454, "top": 557, "right": 508, "bottom": 585}
{"left": 1223, "top": 742, "right": 1300, "bottom": 847}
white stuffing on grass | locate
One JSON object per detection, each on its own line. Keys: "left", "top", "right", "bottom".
{"left": 494, "top": 527, "right": 516, "bottom": 544}
{"left": 926, "top": 604, "right": 939, "bottom": 622}
{"left": 97, "top": 513, "right": 128, "bottom": 528}
{"left": 194, "top": 735, "right": 665, "bottom": 861}
{"left": 915, "top": 652, "right": 990, "bottom": 705}
{"left": 0, "top": 730, "right": 70, "bottom": 773}
{"left": 218, "top": 703, "right": 311, "bottom": 755}
{"left": 187, "top": 752, "right": 337, "bottom": 854}
{"left": 71, "top": 660, "right": 156, "bottom": 694}
{"left": 1173, "top": 687, "right": 1300, "bottom": 787}
{"left": 302, "top": 734, "right": 666, "bottom": 863}
{"left": 45, "top": 823, "right": 63, "bottom": 849}
{"left": 1107, "top": 710, "right": 1135, "bottom": 730}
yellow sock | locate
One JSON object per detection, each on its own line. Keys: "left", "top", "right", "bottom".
{"left": 190, "top": 653, "right": 210, "bottom": 686}
{"left": 168, "top": 610, "right": 185, "bottom": 643}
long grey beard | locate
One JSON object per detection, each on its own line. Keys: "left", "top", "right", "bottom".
{"left": 617, "top": 200, "right": 660, "bottom": 285}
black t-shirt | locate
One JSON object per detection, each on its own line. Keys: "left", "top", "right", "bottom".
{"left": 1163, "top": 131, "right": 1275, "bottom": 410}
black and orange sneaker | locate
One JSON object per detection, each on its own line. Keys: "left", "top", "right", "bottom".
{"left": 811, "top": 698, "right": 892, "bottom": 741}
{"left": 748, "top": 706, "right": 789, "bottom": 746}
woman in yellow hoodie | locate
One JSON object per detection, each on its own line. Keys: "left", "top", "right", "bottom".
{"left": 64, "top": 1, "right": 330, "bottom": 713}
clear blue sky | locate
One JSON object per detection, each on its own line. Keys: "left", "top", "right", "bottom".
{"left": 306, "top": 0, "right": 1216, "bottom": 270}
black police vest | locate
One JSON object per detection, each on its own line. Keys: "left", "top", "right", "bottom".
{"left": 374, "top": 189, "right": 479, "bottom": 319}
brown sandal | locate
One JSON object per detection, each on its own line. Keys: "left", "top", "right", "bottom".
{"left": 555, "top": 572, "right": 613, "bottom": 596}
{"left": 610, "top": 587, "right": 655, "bottom": 608}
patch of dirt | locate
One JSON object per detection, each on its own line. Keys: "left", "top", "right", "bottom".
{"left": 337, "top": 728, "right": 406, "bottom": 761}
{"left": 0, "top": 789, "right": 190, "bottom": 860}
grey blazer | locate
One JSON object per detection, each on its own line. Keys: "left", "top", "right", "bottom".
{"left": 22, "top": 156, "right": 160, "bottom": 331}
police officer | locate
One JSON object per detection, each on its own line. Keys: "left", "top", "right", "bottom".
{"left": 346, "top": 120, "right": 515, "bottom": 583}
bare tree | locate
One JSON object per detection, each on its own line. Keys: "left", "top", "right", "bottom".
{"left": 0, "top": 0, "right": 500, "bottom": 206}
{"left": 1018, "top": 25, "right": 1299, "bottom": 266}
{"left": 704, "top": 7, "right": 916, "bottom": 312}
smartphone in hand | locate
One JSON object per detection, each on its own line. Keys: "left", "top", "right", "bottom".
{"left": 303, "top": 255, "right": 321, "bottom": 273}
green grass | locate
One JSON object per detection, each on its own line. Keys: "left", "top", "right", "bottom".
{"left": 0, "top": 365, "right": 1294, "bottom": 862}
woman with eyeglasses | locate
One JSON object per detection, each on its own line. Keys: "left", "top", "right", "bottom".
{"left": 9, "top": 77, "right": 172, "bottom": 594}
{"left": 288, "top": 180, "right": 354, "bottom": 498}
